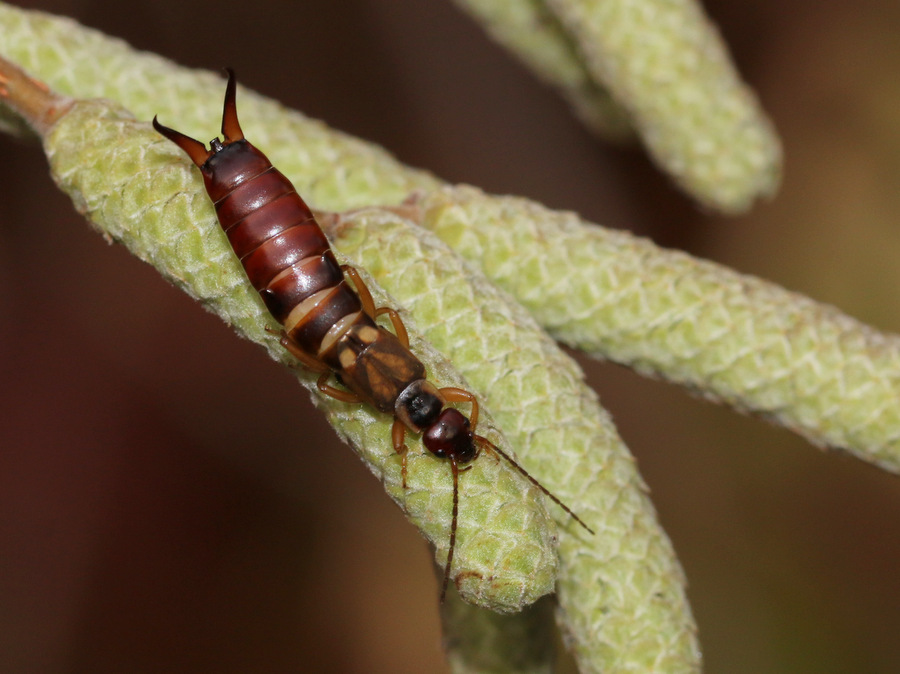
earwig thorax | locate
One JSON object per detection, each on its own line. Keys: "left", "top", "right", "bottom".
{"left": 394, "top": 379, "right": 445, "bottom": 433}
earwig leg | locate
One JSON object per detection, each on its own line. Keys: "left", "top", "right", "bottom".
{"left": 340, "top": 265, "right": 377, "bottom": 318}
{"left": 271, "top": 327, "right": 363, "bottom": 403}
{"left": 475, "top": 435, "right": 595, "bottom": 535}
{"left": 340, "top": 265, "right": 411, "bottom": 347}
{"left": 270, "top": 328, "right": 331, "bottom": 374}
{"left": 375, "top": 307, "right": 410, "bottom": 348}
{"left": 439, "top": 457, "right": 461, "bottom": 603}
{"left": 316, "top": 372, "right": 363, "bottom": 403}
{"left": 392, "top": 418, "right": 410, "bottom": 488}
{"left": 439, "top": 387, "right": 480, "bottom": 428}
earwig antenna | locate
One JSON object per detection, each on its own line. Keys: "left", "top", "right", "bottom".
{"left": 440, "top": 458, "right": 461, "bottom": 603}
{"left": 476, "top": 435, "right": 595, "bottom": 535}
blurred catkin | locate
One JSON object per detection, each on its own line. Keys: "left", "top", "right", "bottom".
{"left": 0, "top": 3, "right": 439, "bottom": 210}
{"left": 1, "top": 0, "right": 781, "bottom": 212}
{"left": 543, "top": 0, "right": 781, "bottom": 212}
{"left": 450, "top": 0, "right": 633, "bottom": 140}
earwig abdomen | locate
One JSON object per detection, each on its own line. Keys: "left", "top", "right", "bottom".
{"left": 261, "top": 252, "right": 344, "bottom": 322}
{"left": 224, "top": 192, "right": 315, "bottom": 255}
{"left": 215, "top": 168, "right": 295, "bottom": 225}
{"left": 290, "top": 284, "right": 362, "bottom": 348}
{"left": 175, "top": 130, "right": 369, "bottom": 368}
{"left": 241, "top": 221, "right": 331, "bottom": 287}
{"left": 200, "top": 140, "right": 271, "bottom": 201}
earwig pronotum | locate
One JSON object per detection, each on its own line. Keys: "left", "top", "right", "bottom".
{"left": 153, "top": 70, "right": 593, "bottom": 601}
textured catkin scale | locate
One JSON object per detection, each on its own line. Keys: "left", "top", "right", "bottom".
{"left": 416, "top": 185, "right": 900, "bottom": 475}
{"left": 326, "top": 209, "right": 701, "bottom": 673}
{"left": 41, "top": 100, "right": 558, "bottom": 612}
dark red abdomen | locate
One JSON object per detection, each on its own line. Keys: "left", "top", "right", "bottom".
{"left": 199, "top": 141, "right": 364, "bottom": 358}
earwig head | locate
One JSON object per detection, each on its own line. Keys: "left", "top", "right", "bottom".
{"left": 423, "top": 408, "right": 477, "bottom": 464}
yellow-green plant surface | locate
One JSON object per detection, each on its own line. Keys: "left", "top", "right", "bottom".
{"left": 416, "top": 186, "right": 900, "bottom": 475}
{"left": 326, "top": 208, "right": 699, "bottom": 672}
{"left": 4, "top": 3, "right": 900, "bottom": 673}
{"left": 453, "top": 0, "right": 781, "bottom": 212}
{"left": 35, "top": 94, "right": 562, "bottom": 613}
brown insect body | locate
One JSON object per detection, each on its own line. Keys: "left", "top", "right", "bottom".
{"left": 153, "top": 70, "right": 591, "bottom": 601}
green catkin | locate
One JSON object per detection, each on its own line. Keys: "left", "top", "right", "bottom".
{"left": 417, "top": 185, "right": 900, "bottom": 475}
{"left": 544, "top": 0, "right": 782, "bottom": 213}
{"left": 41, "top": 100, "right": 558, "bottom": 612}
{"left": 326, "top": 209, "right": 700, "bottom": 673}
{"left": 0, "top": 1, "right": 780, "bottom": 212}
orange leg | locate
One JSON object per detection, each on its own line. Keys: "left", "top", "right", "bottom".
{"left": 341, "top": 265, "right": 410, "bottom": 347}
{"left": 392, "top": 418, "right": 410, "bottom": 488}
{"left": 268, "top": 326, "right": 329, "bottom": 373}
{"left": 272, "top": 327, "right": 363, "bottom": 404}
{"left": 439, "top": 387, "right": 480, "bottom": 428}
{"left": 375, "top": 306, "right": 410, "bottom": 348}
{"left": 316, "top": 372, "right": 363, "bottom": 403}
{"left": 341, "top": 265, "right": 377, "bottom": 317}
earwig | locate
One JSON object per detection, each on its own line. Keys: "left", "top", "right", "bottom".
{"left": 153, "top": 70, "right": 593, "bottom": 601}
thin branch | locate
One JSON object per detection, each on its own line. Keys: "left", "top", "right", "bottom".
{"left": 0, "top": 53, "right": 71, "bottom": 134}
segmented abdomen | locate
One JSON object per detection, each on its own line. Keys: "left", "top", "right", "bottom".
{"left": 211, "top": 147, "right": 365, "bottom": 365}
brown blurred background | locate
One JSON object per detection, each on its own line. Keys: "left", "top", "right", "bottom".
{"left": 2, "top": 0, "right": 900, "bottom": 671}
